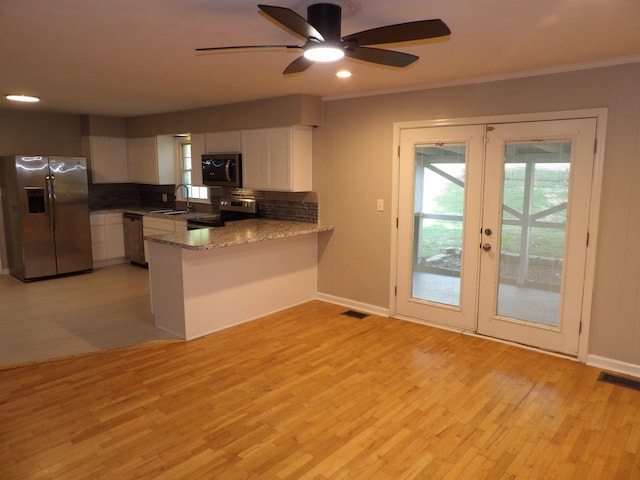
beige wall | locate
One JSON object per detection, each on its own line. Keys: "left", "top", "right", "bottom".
{"left": 126, "top": 94, "right": 322, "bottom": 137}
{"left": 314, "top": 62, "right": 640, "bottom": 365}
{"left": 0, "top": 108, "right": 84, "bottom": 156}
{"left": 82, "top": 115, "right": 127, "bottom": 137}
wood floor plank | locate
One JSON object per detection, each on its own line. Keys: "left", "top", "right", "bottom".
{"left": 1, "top": 300, "right": 640, "bottom": 479}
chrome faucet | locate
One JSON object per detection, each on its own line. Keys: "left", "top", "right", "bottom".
{"left": 175, "top": 183, "right": 191, "bottom": 212}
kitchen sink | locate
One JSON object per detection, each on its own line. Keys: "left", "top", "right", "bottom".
{"left": 148, "top": 209, "right": 188, "bottom": 215}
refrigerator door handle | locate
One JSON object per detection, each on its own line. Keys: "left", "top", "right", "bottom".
{"left": 46, "top": 174, "right": 55, "bottom": 231}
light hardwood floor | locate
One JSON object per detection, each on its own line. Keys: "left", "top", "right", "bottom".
{"left": 0, "top": 264, "right": 178, "bottom": 367}
{"left": 1, "top": 300, "right": 639, "bottom": 479}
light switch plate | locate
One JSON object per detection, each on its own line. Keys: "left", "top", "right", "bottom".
{"left": 376, "top": 199, "right": 384, "bottom": 212}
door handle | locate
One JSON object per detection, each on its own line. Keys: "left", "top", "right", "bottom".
{"left": 45, "top": 174, "right": 55, "bottom": 232}
{"left": 481, "top": 243, "right": 492, "bottom": 252}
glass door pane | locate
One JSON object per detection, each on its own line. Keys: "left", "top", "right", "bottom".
{"left": 496, "top": 142, "right": 570, "bottom": 327}
{"left": 412, "top": 145, "right": 466, "bottom": 307}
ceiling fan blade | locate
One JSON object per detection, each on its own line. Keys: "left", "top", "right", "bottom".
{"left": 258, "top": 4, "right": 324, "bottom": 41}
{"left": 283, "top": 56, "right": 314, "bottom": 75}
{"left": 344, "top": 46, "right": 419, "bottom": 68}
{"left": 343, "top": 19, "right": 451, "bottom": 46}
{"left": 195, "top": 44, "right": 301, "bottom": 52}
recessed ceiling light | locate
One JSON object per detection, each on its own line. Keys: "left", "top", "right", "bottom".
{"left": 5, "top": 94, "right": 40, "bottom": 103}
{"left": 336, "top": 70, "right": 352, "bottom": 78}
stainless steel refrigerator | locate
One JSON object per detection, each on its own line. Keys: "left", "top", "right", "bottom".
{"left": 0, "top": 155, "right": 93, "bottom": 281}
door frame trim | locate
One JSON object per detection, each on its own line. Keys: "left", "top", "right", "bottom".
{"left": 390, "top": 108, "right": 608, "bottom": 362}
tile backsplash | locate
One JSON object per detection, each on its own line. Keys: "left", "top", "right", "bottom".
{"left": 88, "top": 183, "right": 140, "bottom": 210}
{"left": 213, "top": 188, "right": 319, "bottom": 224}
{"left": 90, "top": 183, "right": 319, "bottom": 224}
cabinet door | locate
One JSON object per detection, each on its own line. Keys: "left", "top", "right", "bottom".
{"left": 90, "top": 213, "right": 108, "bottom": 261}
{"left": 106, "top": 213, "right": 125, "bottom": 258}
{"left": 156, "top": 135, "right": 176, "bottom": 185}
{"left": 265, "top": 128, "right": 292, "bottom": 190}
{"left": 127, "top": 137, "right": 157, "bottom": 184}
{"left": 109, "top": 138, "right": 129, "bottom": 183}
{"left": 242, "top": 129, "right": 270, "bottom": 190}
{"left": 128, "top": 136, "right": 176, "bottom": 185}
{"left": 242, "top": 126, "right": 312, "bottom": 191}
{"left": 86, "top": 136, "right": 128, "bottom": 183}
{"left": 88, "top": 137, "right": 111, "bottom": 183}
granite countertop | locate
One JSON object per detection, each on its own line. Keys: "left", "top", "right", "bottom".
{"left": 91, "top": 207, "right": 214, "bottom": 222}
{"left": 145, "top": 218, "right": 334, "bottom": 251}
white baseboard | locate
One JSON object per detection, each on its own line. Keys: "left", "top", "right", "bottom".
{"left": 315, "top": 293, "right": 390, "bottom": 317}
{"left": 586, "top": 354, "right": 640, "bottom": 378}
{"left": 315, "top": 294, "right": 640, "bottom": 374}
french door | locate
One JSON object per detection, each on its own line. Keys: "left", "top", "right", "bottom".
{"left": 396, "top": 118, "right": 597, "bottom": 355}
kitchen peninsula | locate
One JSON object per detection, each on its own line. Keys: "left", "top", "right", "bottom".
{"left": 146, "top": 219, "right": 333, "bottom": 340}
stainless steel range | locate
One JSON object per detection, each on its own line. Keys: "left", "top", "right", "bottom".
{"left": 186, "top": 197, "right": 257, "bottom": 230}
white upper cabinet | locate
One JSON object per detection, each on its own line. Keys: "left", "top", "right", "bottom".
{"left": 241, "top": 126, "right": 312, "bottom": 192}
{"left": 127, "top": 135, "right": 175, "bottom": 185}
{"left": 83, "top": 136, "right": 128, "bottom": 183}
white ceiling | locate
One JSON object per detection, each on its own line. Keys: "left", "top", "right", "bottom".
{"left": 2, "top": 0, "right": 639, "bottom": 117}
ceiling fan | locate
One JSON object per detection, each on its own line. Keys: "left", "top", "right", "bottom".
{"left": 195, "top": 3, "right": 451, "bottom": 74}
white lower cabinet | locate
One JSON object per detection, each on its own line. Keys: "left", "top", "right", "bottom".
{"left": 90, "top": 212, "right": 126, "bottom": 267}
{"left": 143, "top": 216, "right": 187, "bottom": 263}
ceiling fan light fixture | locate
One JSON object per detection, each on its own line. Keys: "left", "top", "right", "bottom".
{"left": 5, "top": 94, "right": 40, "bottom": 103}
{"left": 303, "top": 45, "right": 344, "bottom": 62}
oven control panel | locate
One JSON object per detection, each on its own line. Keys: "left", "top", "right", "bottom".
{"left": 219, "top": 197, "right": 257, "bottom": 214}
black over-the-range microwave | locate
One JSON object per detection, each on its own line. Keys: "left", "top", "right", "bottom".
{"left": 201, "top": 153, "right": 242, "bottom": 187}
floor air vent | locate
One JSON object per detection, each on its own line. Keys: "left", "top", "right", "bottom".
{"left": 598, "top": 372, "right": 640, "bottom": 391}
{"left": 341, "top": 310, "right": 370, "bottom": 320}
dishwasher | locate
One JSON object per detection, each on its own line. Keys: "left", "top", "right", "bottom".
{"left": 123, "top": 213, "right": 147, "bottom": 266}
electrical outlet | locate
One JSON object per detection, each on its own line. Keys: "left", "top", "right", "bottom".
{"left": 376, "top": 199, "right": 384, "bottom": 212}
{"left": 162, "top": 193, "right": 168, "bottom": 202}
